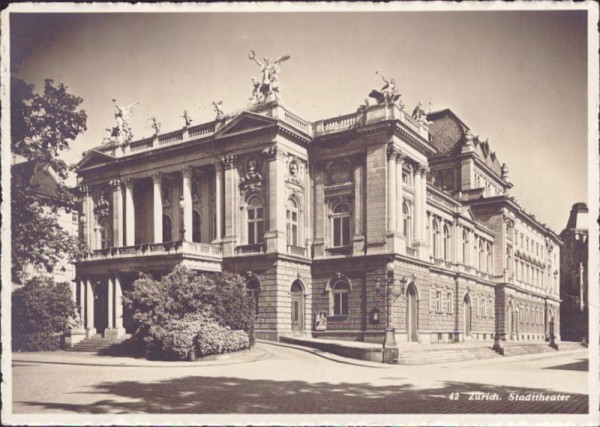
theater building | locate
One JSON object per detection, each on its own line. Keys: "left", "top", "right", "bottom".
{"left": 74, "top": 81, "right": 561, "bottom": 344}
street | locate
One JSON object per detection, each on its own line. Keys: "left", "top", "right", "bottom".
{"left": 11, "top": 343, "right": 588, "bottom": 414}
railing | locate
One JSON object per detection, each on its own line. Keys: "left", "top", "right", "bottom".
{"left": 326, "top": 246, "right": 352, "bottom": 257}
{"left": 130, "top": 138, "right": 153, "bottom": 152}
{"left": 283, "top": 110, "right": 310, "bottom": 134}
{"left": 236, "top": 243, "right": 265, "bottom": 255}
{"left": 323, "top": 113, "right": 356, "bottom": 132}
{"left": 85, "top": 241, "right": 222, "bottom": 260}
{"left": 188, "top": 123, "right": 216, "bottom": 138}
{"left": 287, "top": 245, "right": 306, "bottom": 257}
{"left": 159, "top": 130, "right": 183, "bottom": 145}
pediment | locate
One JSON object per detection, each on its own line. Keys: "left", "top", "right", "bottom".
{"left": 77, "top": 149, "right": 115, "bottom": 170}
{"left": 459, "top": 206, "right": 478, "bottom": 222}
{"left": 214, "top": 111, "right": 277, "bottom": 139}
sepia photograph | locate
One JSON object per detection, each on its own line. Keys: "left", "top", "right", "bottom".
{"left": 2, "top": 2, "right": 598, "bottom": 426}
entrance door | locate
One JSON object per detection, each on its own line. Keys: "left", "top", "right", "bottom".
{"left": 291, "top": 281, "right": 304, "bottom": 333}
{"left": 407, "top": 284, "right": 418, "bottom": 342}
{"left": 463, "top": 294, "right": 471, "bottom": 337}
{"left": 93, "top": 281, "right": 108, "bottom": 335}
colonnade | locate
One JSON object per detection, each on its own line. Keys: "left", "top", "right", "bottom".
{"left": 76, "top": 274, "right": 124, "bottom": 338}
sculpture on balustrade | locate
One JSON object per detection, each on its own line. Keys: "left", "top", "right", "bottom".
{"left": 107, "top": 99, "right": 139, "bottom": 145}
{"left": 248, "top": 50, "right": 291, "bottom": 103}
{"left": 181, "top": 110, "right": 193, "bottom": 127}
{"left": 212, "top": 100, "right": 224, "bottom": 120}
{"left": 369, "top": 71, "right": 403, "bottom": 108}
{"left": 149, "top": 116, "right": 161, "bottom": 136}
{"left": 412, "top": 102, "right": 428, "bottom": 125}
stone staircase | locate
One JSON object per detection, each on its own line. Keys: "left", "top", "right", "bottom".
{"left": 502, "top": 340, "right": 584, "bottom": 357}
{"left": 397, "top": 344, "right": 502, "bottom": 365}
{"left": 65, "top": 334, "right": 130, "bottom": 353}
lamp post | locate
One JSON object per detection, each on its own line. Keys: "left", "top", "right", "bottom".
{"left": 382, "top": 260, "right": 399, "bottom": 363}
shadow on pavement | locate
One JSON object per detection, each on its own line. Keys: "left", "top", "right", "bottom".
{"left": 543, "top": 359, "right": 588, "bottom": 372}
{"left": 18, "top": 377, "right": 588, "bottom": 414}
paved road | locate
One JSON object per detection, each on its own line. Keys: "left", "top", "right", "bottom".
{"left": 10, "top": 343, "right": 589, "bottom": 415}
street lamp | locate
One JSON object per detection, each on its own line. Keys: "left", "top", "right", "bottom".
{"left": 382, "top": 260, "right": 399, "bottom": 363}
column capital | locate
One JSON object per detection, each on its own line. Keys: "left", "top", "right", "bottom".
{"left": 416, "top": 163, "right": 429, "bottom": 175}
{"left": 123, "top": 177, "right": 135, "bottom": 189}
{"left": 181, "top": 165, "right": 193, "bottom": 178}
{"left": 262, "top": 145, "right": 284, "bottom": 161}
{"left": 221, "top": 155, "right": 238, "bottom": 169}
{"left": 396, "top": 151, "right": 406, "bottom": 163}
{"left": 151, "top": 171, "right": 162, "bottom": 183}
{"left": 108, "top": 178, "right": 122, "bottom": 189}
{"left": 80, "top": 185, "right": 90, "bottom": 195}
{"left": 386, "top": 145, "right": 399, "bottom": 160}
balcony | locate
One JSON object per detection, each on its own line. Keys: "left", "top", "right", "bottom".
{"left": 326, "top": 246, "right": 352, "bottom": 257}
{"left": 287, "top": 245, "right": 307, "bottom": 258}
{"left": 236, "top": 243, "right": 265, "bottom": 255}
{"left": 85, "top": 241, "right": 222, "bottom": 261}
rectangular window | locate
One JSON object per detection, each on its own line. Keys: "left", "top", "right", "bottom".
{"left": 334, "top": 292, "right": 349, "bottom": 315}
{"left": 447, "top": 292, "right": 453, "bottom": 314}
{"left": 436, "top": 291, "right": 442, "bottom": 312}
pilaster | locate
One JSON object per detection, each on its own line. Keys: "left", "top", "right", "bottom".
{"left": 222, "top": 155, "right": 238, "bottom": 256}
{"left": 124, "top": 178, "right": 135, "bottom": 246}
{"left": 263, "top": 145, "right": 287, "bottom": 254}
{"left": 152, "top": 172, "right": 163, "bottom": 243}
{"left": 109, "top": 179, "right": 124, "bottom": 247}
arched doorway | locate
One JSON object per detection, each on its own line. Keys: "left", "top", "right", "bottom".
{"left": 463, "top": 294, "right": 472, "bottom": 338}
{"left": 93, "top": 280, "right": 108, "bottom": 336}
{"left": 406, "top": 284, "right": 418, "bottom": 342}
{"left": 291, "top": 280, "right": 305, "bottom": 333}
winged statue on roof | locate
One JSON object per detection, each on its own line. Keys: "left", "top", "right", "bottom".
{"left": 249, "top": 50, "right": 291, "bottom": 103}
{"left": 369, "top": 71, "right": 403, "bottom": 108}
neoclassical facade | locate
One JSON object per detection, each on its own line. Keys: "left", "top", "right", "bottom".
{"left": 75, "top": 95, "right": 561, "bottom": 344}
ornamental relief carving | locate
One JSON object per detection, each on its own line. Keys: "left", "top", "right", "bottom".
{"left": 239, "top": 155, "right": 264, "bottom": 192}
{"left": 285, "top": 155, "right": 305, "bottom": 187}
{"left": 93, "top": 186, "right": 112, "bottom": 220}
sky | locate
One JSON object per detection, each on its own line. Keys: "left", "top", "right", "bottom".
{"left": 9, "top": 7, "right": 590, "bottom": 233}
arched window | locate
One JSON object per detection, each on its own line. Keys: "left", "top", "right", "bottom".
{"left": 486, "top": 243, "right": 492, "bottom": 273}
{"left": 402, "top": 201, "right": 411, "bottom": 242}
{"left": 246, "top": 277, "right": 260, "bottom": 316}
{"left": 331, "top": 203, "right": 351, "bottom": 247}
{"left": 432, "top": 219, "right": 440, "bottom": 258}
{"left": 247, "top": 195, "right": 264, "bottom": 245}
{"left": 462, "top": 231, "right": 469, "bottom": 264}
{"left": 163, "top": 215, "right": 172, "bottom": 242}
{"left": 286, "top": 198, "right": 299, "bottom": 246}
{"left": 443, "top": 225, "right": 451, "bottom": 260}
{"left": 332, "top": 280, "right": 350, "bottom": 315}
{"left": 192, "top": 210, "right": 201, "bottom": 243}
{"left": 99, "top": 219, "right": 112, "bottom": 249}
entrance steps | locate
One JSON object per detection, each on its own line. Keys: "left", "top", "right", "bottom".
{"left": 397, "top": 344, "right": 501, "bottom": 365}
{"left": 65, "top": 334, "right": 130, "bottom": 353}
{"left": 502, "top": 340, "right": 584, "bottom": 357}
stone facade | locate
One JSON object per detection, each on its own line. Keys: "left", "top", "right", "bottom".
{"left": 559, "top": 203, "right": 588, "bottom": 342}
{"left": 74, "top": 99, "right": 561, "bottom": 344}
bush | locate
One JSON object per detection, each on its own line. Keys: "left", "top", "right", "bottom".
{"left": 123, "top": 265, "right": 255, "bottom": 360}
{"left": 12, "top": 276, "right": 76, "bottom": 351}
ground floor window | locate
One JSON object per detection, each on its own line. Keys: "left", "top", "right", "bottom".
{"left": 332, "top": 280, "right": 349, "bottom": 315}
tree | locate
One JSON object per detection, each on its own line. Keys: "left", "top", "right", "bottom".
{"left": 12, "top": 276, "right": 77, "bottom": 351}
{"left": 11, "top": 78, "right": 87, "bottom": 282}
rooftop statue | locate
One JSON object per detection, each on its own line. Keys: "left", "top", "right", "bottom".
{"left": 248, "top": 50, "right": 291, "bottom": 103}
{"left": 149, "top": 116, "right": 161, "bottom": 135}
{"left": 110, "top": 99, "right": 139, "bottom": 145}
{"left": 412, "top": 101, "right": 428, "bottom": 125}
{"left": 181, "top": 110, "right": 193, "bottom": 127}
{"left": 212, "top": 100, "right": 224, "bottom": 120}
{"left": 369, "top": 71, "right": 403, "bottom": 108}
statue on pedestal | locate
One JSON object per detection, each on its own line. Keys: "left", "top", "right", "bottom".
{"left": 181, "top": 110, "right": 193, "bottom": 127}
{"left": 149, "top": 116, "right": 161, "bottom": 136}
{"left": 212, "top": 100, "right": 224, "bottom": 120}
{"left": 412, "top": 102, "right": 428, "bottom": 125}
{"left": 248, "top": 50, "right": 291, "bottom": 103}
{"left": 108, "top": 99, "right": 139, "bottom": 145}
{"left": 369, "top": 71, "right": 403, "bottom": 108}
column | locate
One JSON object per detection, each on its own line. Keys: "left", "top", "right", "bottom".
{"left": 82, "top": 187, "right": 92, "bottom": 249}
{"left": 114, "top": 274, "right": 124, "bottom": 333}
{"left": 396, "top": 153, "right": 405, "bottom": 234}
{"left": 152, "top": 172, "right": 163, "bottom": 243}
{"left": 78, "top": 279, "right": 86, "bottom": 321}
{"left": 413, "top": 165, "right": 422, "bottom": 242}
{"left": 182, "top": 166, "right": 193, "bottom": 242}
{"left": 111, "top": 179, "right": 124, "bottom": 247}
{"left": 353, "top": 163, "right": 363, "bottom": 236}
{"left": 124, "top": 178, "right": 135, "bottom": 246}
{"left": 420, "top": 166, "right": 429, "bottom": 241}
{"left": 387, "top": 146, "right": 397, "bottom": 233}
{"left": 107, "top": 276, "right": 114, "bottom": 329}
{"left": 214, "top": 163, "right": 223, "bottom": 242}
{"left": 263, "top": 145, "right": 286, "bottom": 253}
{"left": 85, "top": 278, "right": 95, "bottom": 337}
{"left": 222, "top": 155, "right": 238, "bottom": 256}
{"left": 305, "top": 161, "right": 312, "bottom": 251}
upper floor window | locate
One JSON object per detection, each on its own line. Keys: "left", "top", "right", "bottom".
{"left": 486, "top": 243, "right": 492, "bottom": 273}
{"left": 99, "top": 219, "right": 112, "bottom": 249}
{"left": 432, "top": 219, "right": 440, "bottom": 258}
{"left": 402, "top": 167, "right": 412, "bottom": 187}
{"left": 286, "top": 198, "right": 299, "bottom": 246}
{"left": 443, "top": 225, "right": 451, "bottom": 260}
{"left": 478, "top": 240, "right": 485, "bottom": 271}
{"left": 247, "top": 195, "right": 264, "bottom": 245}
{"left": 506, "top": 246, "right": 512, "bottom": 273}
{"left": 402, "top": 201, "right": 412, "bottom": 242}
{"left": 332, "top": 280, "right": 350, "bottom": 315}
{"left": 331, "top": 203, "right": 351, "bottom": 247}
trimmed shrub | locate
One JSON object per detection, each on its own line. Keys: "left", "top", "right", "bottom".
{"left": 123, "top": 265, "right": 255, "bottom": 360}
{"left": 12, "top": 276, "right": 76, "bottom": 351}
